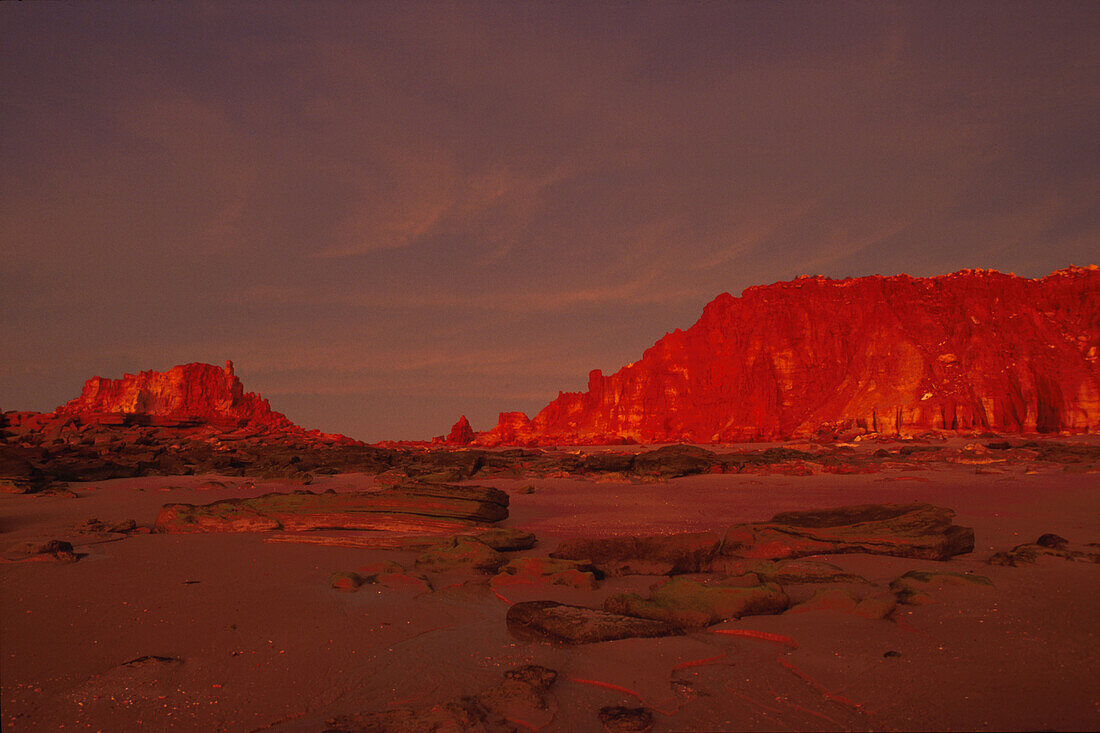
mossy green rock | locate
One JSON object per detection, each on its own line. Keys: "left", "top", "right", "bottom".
{"left": 604, "top": 577, "right": 788, "bottom": 628}
{"left": 415, "top": 536, "right": 506, "bottom": 574}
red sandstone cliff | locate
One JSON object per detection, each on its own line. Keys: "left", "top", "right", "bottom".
{"left": 467, "top": 267, "right": 1100, "bottom": 445}
{"left": 55, "top": 361, "right": 301, "bottom": 432}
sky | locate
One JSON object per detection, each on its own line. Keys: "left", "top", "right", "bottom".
{"left": 2, "top": 1, "right": 1098, "bottom": 441}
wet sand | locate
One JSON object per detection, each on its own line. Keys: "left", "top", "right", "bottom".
{"left": 2, "top": 454, "right": 1098, "bottom": 731}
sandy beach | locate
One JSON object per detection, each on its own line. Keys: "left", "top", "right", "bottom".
{"left": 3, "top": 443, "right": 1098, "bottom": 732}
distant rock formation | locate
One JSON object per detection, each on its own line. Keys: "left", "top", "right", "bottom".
{"left": 445, "top": 415, "right": 475, "bottom": 446}
{"left": 464, "top": 266, "right": 1100, "bottom": 445}
{"left": 54, "top": 361, "right": 299, "bottom": 431}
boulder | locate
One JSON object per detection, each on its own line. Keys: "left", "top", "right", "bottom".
{"left": 4, "top": 539, "right": 82, "bottom": 563}
{"left": 631, "top": 445, "right": 718, "bottom": 477}
{"left": 598, "top": 705, "right": 655, "bottom": 733}
{"left": 506, "top": 601, "right": 680, "bottom": 644}
{"left": 988, "top": 535, "right": 1100, "bottom": 566}
{"left": 415, "top": 537, "right": 506, "bottom": 575}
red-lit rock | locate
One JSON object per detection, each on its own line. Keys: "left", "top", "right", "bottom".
{"left": 445, "top": 415, "right": 475, "bottom": 446}
{"left": 54, "top": 361, "right": 299, "bottom": 432}
{"left": 470, "top": 267, "right": 1100, "bottom": 445}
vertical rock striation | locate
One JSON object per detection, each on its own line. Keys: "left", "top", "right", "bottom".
{"left": 469, "top": 266, "right": 1100, "bottom": 445}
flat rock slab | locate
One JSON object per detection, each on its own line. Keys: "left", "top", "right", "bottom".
{"left": 550, "top": 531, "right": 722, "bottom": 575}
{"left": 604, "top": 577, "right": 789, "bottom": 628}
{"left": 551, "top": 503, "right": 973, "bottom": 574}
{"left": 723, "top": 503, "right": 975, "bottom": 561}
{"left": 506, "top": 600, "right": 680, "bottom": 644}
{"left": 154, "top": 482, "right": 509, "bottom": 533}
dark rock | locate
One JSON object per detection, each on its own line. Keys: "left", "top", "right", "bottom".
{"left": 1036, "top": 533, "right": 1070, "bottom": 549}
{"left": 598, "top": 705, "right": 654, "bottom": 733}
{"left": 473, "top": 528, "right": 537, "bottom": 551}
{"left": 550, "top": 531, "right": 722, "bottom": 576}
{"left": 632, "top": 445, "right": 718, "bottom": 477}
{"left": 988, "top": 536, "right": 1100, "bottom": 566}
{"left": 4, "top": 539, "right": 83, "bottom": 563}
{"left": 506, "top": 600, "right": 680, "bottom": 644}
{"left": 121, "top": 655, "right": 183, "bottom": 668}
{"left": 504, "top": 664, "right": 558, "bottom": 688}
{"left": 0, "top": 445, "right": 51, "bottom": 493}
{"left": 582, "top": 452, "right": 636, "bottom": 473}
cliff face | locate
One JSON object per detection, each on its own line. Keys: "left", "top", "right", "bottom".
{"left": 55, "top": 361, "right": 299, "bottom": 431}
{"left": 470, "top": 266, "right": 1100, "bottom": 445}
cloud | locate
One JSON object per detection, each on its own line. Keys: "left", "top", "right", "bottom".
{"left": 233, "top": 266, "right": 699, "bottom": 314}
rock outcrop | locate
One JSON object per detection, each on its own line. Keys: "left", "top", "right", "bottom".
{"left": 154, "top": 483, "right": 509, "bottom": 533}
{"left": 444, "top": 415, "right": 475, "bottom": 446}
{"left": 551, "top": 503, "right": 975, "bottom": 574}
{"left": 463, "top": 266, "right": 1100, "bottom": 445}
{"left": 54, "top": 361, "right": 300, "bottom": 431}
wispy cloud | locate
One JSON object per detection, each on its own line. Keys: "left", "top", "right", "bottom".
{"left": 233, "top": 266, "right": 699, "bottom": 313}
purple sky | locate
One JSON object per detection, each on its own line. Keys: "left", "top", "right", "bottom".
{"left": 2, "top": 1, "right": 1098, "bottom": 441}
